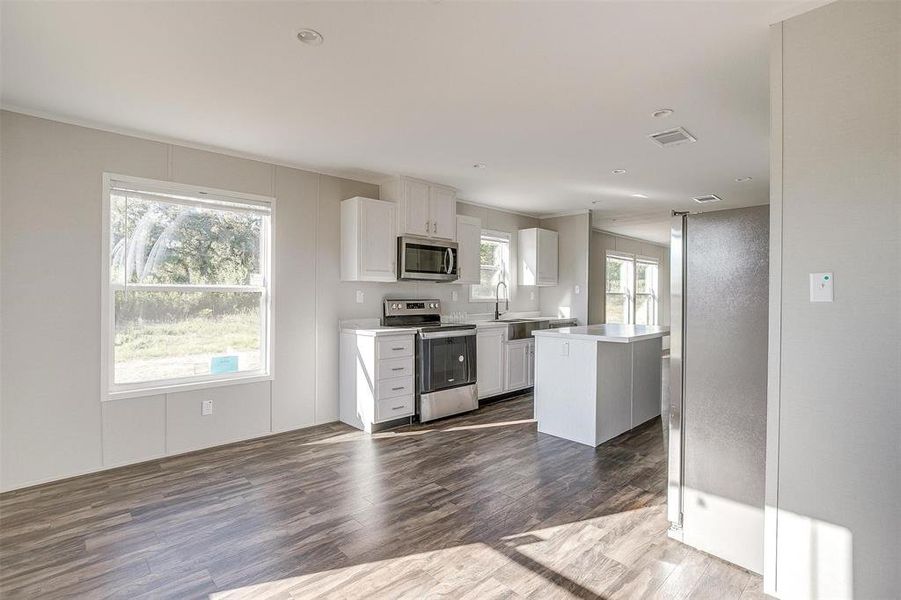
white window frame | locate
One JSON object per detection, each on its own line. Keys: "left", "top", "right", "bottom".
{"left": 101, "top": 173, "right": 276, "bottom": 400}
{"left": 605, "top": 250, "right": 659, "bottom": 325}
{"left": 470, "top": 229, "right": 511, "bottom": 302}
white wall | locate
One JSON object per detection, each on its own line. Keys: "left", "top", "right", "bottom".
{"left": 537, "top": 212, "right": 591, "bottom": 324}
{"left": 588, "top": 229, "right": 671, "bottom": 330}
{"left": 0, "top": 111, "right": 539, "bottom": 491}
{"left": 766, "top": 2, "right": 900, "bottom": 598}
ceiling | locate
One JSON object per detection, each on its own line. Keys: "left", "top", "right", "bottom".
{"left": 2, "top": 1, "right": 812, "bottom": 243}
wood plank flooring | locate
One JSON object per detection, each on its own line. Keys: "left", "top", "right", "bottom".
{"left": 0, "top": 394, "right": 762, "bottom": 599}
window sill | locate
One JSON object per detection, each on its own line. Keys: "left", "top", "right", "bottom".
{"left": 105, "top": 373, "right": 273, "bottom": 401}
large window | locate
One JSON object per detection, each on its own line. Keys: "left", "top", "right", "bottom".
{"left": 605, "top": 252, "right": 659, "bottom": 325}
{"left": 470, "top": 230, "right": 510, "bottom": 301}
{"left": 104, "top": 175, "right": 273, "bottom": 395}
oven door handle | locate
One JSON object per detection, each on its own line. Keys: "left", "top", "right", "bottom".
{"left": 419, "top": 329, "right": 477, "bottom": 340}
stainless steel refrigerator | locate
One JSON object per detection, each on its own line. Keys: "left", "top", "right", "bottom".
{"left": 667, "top": 205, "right": 769, "bottom": 573}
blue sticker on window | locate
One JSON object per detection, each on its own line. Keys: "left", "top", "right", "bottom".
{"left": 211, "top": 355, "right": 239, "bottom": 374}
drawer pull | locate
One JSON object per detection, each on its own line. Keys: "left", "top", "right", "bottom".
{"left": 391, "top": 386, "right": 405, "bottom": 391}
{"left": 391, "top": 405, "right": 406, "bottom": 411}
{"left": 392, "top": 347, "right": 405, "bottom": 351}
{"left": 391, "top": 367, "right": 404, "bottom": 371}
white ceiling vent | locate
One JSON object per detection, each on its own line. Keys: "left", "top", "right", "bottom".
{"left": 649, "top": 127, "right": 697, "bottom": 147}
{"left": 692, "top": 194, "right": 722, "bottom": 204}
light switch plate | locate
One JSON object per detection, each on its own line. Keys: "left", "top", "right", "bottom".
{"left": 809, "top": 272, "right": 833, "bottom": 302}
{"left": 452, "top": 291, "right": 458, "bottom": 301}
{"left": 574, "top": 285, "right": 581, "bottom": 295}
{"left": 561, "top": 341, "right": 569, "bottom": 357}
{"left": 201, "top": 400, "right": 214, "bottom": 416}
{"left": 355, "top": 290, "right": 364, "bottom": 304}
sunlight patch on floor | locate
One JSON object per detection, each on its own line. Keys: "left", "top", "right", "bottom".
{"left": 209, "top": 506, "right": 666, "bottom": 600}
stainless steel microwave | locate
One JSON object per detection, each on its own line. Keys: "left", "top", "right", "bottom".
{"left": 397, "top": 236, "right": 459, "bottom": 282}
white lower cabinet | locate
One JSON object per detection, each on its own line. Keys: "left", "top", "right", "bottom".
{"left": 504, "top": 339, "right": 532, "bottom": 392}
{"left": 477, "top": 328, "right": 537, "bottom": 399}
{"left": 340, "top": 331, "right": 416, "bottom": 432}
{"left": 476, "top": 328, "right": 505, "bottom": 399}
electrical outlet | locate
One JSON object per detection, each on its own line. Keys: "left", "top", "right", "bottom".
{"left": 201, "top": 400, "right": 213, "bottom": 416}
{"left": 355, "top": 290, "right": 364, "bottom": 304}
{"left": 574, "top": 285, "right": 581, "bottom": 295}
{"left": 530, "top": 291, "right": 535, "bottom": 300}
{"left": 452, "top": 290, "right": 458, "bottom": 301}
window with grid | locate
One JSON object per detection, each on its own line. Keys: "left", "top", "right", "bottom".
{"left": 470, "top": 231, "right": 510, "bottom": 301}
{"left": 105, "top": 175, "right": 273, "bottom": 394}
{"left": 605, "top": 252, "right": 659, "bottom": 325}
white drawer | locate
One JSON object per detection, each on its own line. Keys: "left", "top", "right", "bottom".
{"left": 375, "top": 395, "right": 414, "bottom": 422}
{"left": 377, "top": 376, "right": 414, "bottom": 399}
{"left": 378, "top": 336, "right": 414, "bottom": 359}
{"left": 378, "top": 357, "right": 413, "bottom": 380}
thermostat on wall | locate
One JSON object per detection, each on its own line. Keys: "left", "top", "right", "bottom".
{"left": 809, "top": 272, "right": 833, "bottom": 303}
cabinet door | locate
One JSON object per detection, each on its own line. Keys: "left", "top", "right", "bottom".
{"left": 505, "top": 341, "right": 529, "bottom": 391}
{"left": 404, "top": 179, "right": 431, "bottom": 237}
{"left": 361, "top": 200, "right": 397, "bottom": 280}
{"left": 526, "top": 340, "right": 535, "bottom": 386}
{"left": 537, "top": 229, "right": 559, "bottom": 285}
{"left": 476, "top": 330, "right": 505, "bottom": 399}
{"left": 429, "top": 185, "right": 457, "bottom": 240}
{"left": 456, "top": 215, "right": 482, "bottom": 285}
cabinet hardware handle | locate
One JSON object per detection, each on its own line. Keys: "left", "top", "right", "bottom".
{"left": 391, "top": 367, "right": 404, "bottom": 371}
{"left": 433, "top": 222, "right": 437, "bottom": 234}
{"left": 426, "top": 220, "right": 430, "bottom": 233}
{"left": 392, "top": 405, "right": 405, "bottom": 410}
{"left": 392, "top": 347, "right": 404, "bottom": 351}
{"left": 391, "top": 386, "right": 405, "bottom": 391}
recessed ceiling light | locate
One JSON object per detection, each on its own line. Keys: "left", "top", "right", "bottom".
{"left": 297, "top": 29, "right": 324, "bottom": 46}
{"left": 631, "top": 193, "right": 649, "bottom": 199}
{"left": 652, "top": 108, "right": 674, "bottom": 118}
{"left": 693, "top": 194, "right": 723, "bottom": 204}
{"left": 735, "top": 176, "right": 753, "bottom": 182}
{"left": 473, "top": 163, "right": 486, "bottom": 169}
{"left": 612, "top": 169, "right": 627, "bottom": 175}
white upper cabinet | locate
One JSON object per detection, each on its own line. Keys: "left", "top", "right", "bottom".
{"left": 403, "top": 179, "right": 431, "bottom": 237}
{"left": 340, "top": 196, "right": 397, "bottom": 282}
{"left": 455, "top": 215, "right": 482, "bottom": 285}
{"left": 430, "top": 186, "right": 457, "bottom": 240}
{"left": 519, "top": 227, "right": 559, "bottom": 286}
{"left": 381, "top": 176, "right": 457, "bottom": 241}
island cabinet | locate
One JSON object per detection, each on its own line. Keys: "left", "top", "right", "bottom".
{"left": 476, "top": 328, "right": 505, "bottom": 399}
{"left": 381, "top": 176, "right": 457, "bottom": 241}
{"left": 532, "top": 324, "right": 668, "bottom": 447}
{"left": 340, "top": 196, "right": 397, "bottom": 282}
{"left": 519, "top": 228, "right": 558, "bottom": 286}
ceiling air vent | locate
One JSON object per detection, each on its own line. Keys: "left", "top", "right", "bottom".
{"left": 649, "top": 127, "right": 697, "bottom": 147}
{"left": 692, "top": 194, "right": 722, "bottom": 204}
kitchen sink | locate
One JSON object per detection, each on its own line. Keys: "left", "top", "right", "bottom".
{"left": 486, "top": 317, "right": 578, "bottom": 340}
{"left": 491, "top": 318, "right": 549, "bottom": 340}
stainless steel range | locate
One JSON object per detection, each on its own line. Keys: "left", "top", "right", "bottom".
{"left": 382, "top": 299, "right": 478, "bottom": 422}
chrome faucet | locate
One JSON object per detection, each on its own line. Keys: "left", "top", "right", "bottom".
{"left": 494, "top": 281, "right": 509, "bottom": 320}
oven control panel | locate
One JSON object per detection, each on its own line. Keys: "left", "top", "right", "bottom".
{"left": 384, "top": 299, "right": 441, "bottom": 317}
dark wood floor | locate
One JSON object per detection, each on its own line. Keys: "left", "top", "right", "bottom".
{"left": 0, "top": 394, "right": 761, "bottom": 599}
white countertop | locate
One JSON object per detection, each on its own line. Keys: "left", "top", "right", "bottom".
{"left": 532, "top": 324, "right": 670, "bottom": 343}
{"left": 339, "top": 319, "right": 417, "bottom": 337}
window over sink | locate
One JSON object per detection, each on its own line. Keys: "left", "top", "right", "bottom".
{"left": 470, "top": 230, "right": 510, "bottom": 301}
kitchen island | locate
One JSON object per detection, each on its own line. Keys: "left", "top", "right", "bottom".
{"left": 532, "top": 324, "right": 669, "bottom": 447}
